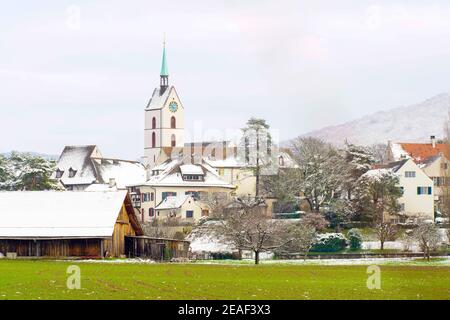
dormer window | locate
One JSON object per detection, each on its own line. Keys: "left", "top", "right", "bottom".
{"left": 68, "top": 168, "right": 77, "bottom": 178}
{"left": 55, "top": 169, "right": 64, "bottom": 178}
{"left": 182, "top": 174, "right": 204, "bottom": 181}
{"left": 179, "top": 165, "right": 204, "bottom": 182}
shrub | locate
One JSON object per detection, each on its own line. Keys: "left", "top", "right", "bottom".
{"left": 347, "top": 228, "right": 363, "bottom": 251}
{"left": 311, "top": 233, "right": 347, "bottom": 252}
{"left": 210, "top": 252, "right": 235, "bottom": 260}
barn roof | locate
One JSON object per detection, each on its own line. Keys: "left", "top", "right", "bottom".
{"left": 0, "top": 191, "right": 142, "bottom": 239}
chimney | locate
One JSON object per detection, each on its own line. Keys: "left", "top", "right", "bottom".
{"left": 430, "top": 135, "right": 436, "bottom": 148}
{"left": 109, "top": 178, "right": 116, "bottom": 188}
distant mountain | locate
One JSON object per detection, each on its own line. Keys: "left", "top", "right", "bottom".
{"left": 0, "top": 151, "right": 59, "bottom": 161}
{"left": 301, "top": 93, "right": 450, "bottom": 146}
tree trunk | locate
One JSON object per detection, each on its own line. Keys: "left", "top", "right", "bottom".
{"left": 238, "top": 249, "right": 243, "bottom": 260}
{"left": 254, "top": 251, "right": 260, "bottom": 265}
{"left": 426, "top": 247, "right": 430, "bottom": 261}
{"left": 380, "top": 240, "right": 384, "bottom": 251}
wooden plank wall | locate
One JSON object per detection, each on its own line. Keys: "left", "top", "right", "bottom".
{"left": 102, "top": 204, "right": 137, "bottom": 257}
{"left": 125, "top": 237, "right": 190, "bottom": 261}
{"left": 0, "top": 239, "right": 102, "bottom": 258}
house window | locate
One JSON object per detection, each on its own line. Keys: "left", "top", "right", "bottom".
{"left": 417, "top": 186, "right": 432, "bottom": 195}
{"left": 442, "top": 163, "right": 448, "bottom": 170}
{"left": 182, "top": 174, "right": 203, "bottom": 181}
{"left": 150, "top": 192, "right": 154, "bottom": 201}
{"left": 171, "top": 134, "right": 176, "bottom": 147}
{"left": 149, "top": 208, "right": 154, "bottom": 217}
{"left": 152, "top": 117, "right": 156, "bottom": 129}
{"left": 68, "top": 168, "right": 77, "bottom": 178}
{"left": 186, "top": 210, "right": 194, "bottom": 218}
{"left": 171, "top": 116, "right": 176, "bottom": 129}
{"left": 55, "top": 169, "right": 64, "bottom": 178}
{"left": 152, "top": 132, "right": 156, "bottom": 148}
{"left": 405, "top": 171, "right": 416, "bottom": 178}
{"left": 162, "top": 192, "right": 177, "bottom": 200}
{"left": 185, "top": 191, "right": 200, "bottom": 199}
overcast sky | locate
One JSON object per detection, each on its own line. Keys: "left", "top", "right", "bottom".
{"left": 1, "top": 1, "right": 450, "bottom": 159}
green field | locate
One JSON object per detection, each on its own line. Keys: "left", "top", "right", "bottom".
{"left": 0, "top": 260, "right": 448, "bottom": 300}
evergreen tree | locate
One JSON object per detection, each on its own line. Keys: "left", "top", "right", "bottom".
{"left": 4, "top": 152, "right": 60, "bottom": 191}
{"left": 240, "top": 118, "right": 274, "bottom": 197}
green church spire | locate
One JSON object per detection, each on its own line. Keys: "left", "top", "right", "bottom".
{"left": 160, "top": 38, "right": 168, "bottom": 76}
{"left": 159, "top": 35, "right": 169, "bottom": 94}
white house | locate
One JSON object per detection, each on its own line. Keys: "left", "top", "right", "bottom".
{"left": 154, "top": 195, "right": 203, "bottom": 221}
{"left": 371, "top": 158, "right": 435, "bottom": 220}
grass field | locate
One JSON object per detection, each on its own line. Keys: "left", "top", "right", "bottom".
{"left": 0, "top": 259, "right": 448, "bottom": 300}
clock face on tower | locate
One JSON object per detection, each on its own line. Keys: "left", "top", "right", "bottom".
{"left": 169, "top": 101, "right": 178, "bottom": 113}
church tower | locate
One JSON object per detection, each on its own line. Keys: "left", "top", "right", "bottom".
{"left": 144, "top": 40, "right": 185, "bottom": 169}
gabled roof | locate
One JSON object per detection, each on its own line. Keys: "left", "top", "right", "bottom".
{"left": 180, "top": 164, "right": 204, "bottom": 175}
{"left": 373, "top": 159, "right": 409, "bottom": 173}
{"left": 390, "top": 142, "right": 449, "bottom": 162}
{"left": 155, "top": 195, "right": 192, "bottom": 210}
{"left": 146, "top": 86, "right": 181, "bottom": 110}
{"left": 417, "top": 154, "right": 442, "bottom": 168}
{"left": 92, "top": 158, "right": 146, "bottom": 189}
{"left": 0, "top": 191, "right": 143, "bottom": 239}
{"left": 133, "top": 157, "right": 235, "bottom": 189}
{"left": 52, "top": 145, "right": 101, "bottom": 186}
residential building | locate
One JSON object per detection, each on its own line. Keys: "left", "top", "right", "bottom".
{"left": 52, "top": 145, "right": 146, "bottom": 191}
{"left": 386, "top": 135, "right": 449, "bottom": 214}
{"left": 128, "top": 157, "right": 235, "bottom": 223}
{"left": 372, "top": 158, "right": 434, "bottom": 220}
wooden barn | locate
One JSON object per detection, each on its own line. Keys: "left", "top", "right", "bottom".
{"left": 125, "top": 236, "right": 190, "bottom": 261}
{"left": 0, "top": 191, "right": 143, "bottom": 258}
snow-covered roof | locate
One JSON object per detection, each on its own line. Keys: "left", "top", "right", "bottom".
{"left": 92, "top": 158, "right": 146, "bottom": 189}
{"left": 180, "top": 164, "right": 204, "bottom": 175}
{"left": 85, "top": 183, "right": 117, "bottom": 192}
{"left": 203, "top": 156, "right": 246, "bottom": 168}
{"left": 146, "top": 86, "right": 173, "bottom": 110}
{"left": 53, "top": 145, "right": 100, "bottom": 186}
{"left": 135, "top": 158, "right": 235, "bottom": 189}
{"left": 0, "top": 191, "right": 131, "bottom": 239}
{"left": 155, "top": 195, "right": 191, "bottom": 210}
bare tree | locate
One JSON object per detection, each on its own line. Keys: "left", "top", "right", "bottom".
{"left": 290, "top": 137, "right": 344, "bottom": 212}
{"left": 414, "top": 221, "right": 441, "bottom": 261}
{"left": 215, "top": 196, "right": 290, "bottom": 264}
{"left": 285, "top": 223, "right": 317, "bottom": 260}
{"left": 301, "top": 212, "right": 329, "bottom": 232}
{"left": 199, "top": 192, "right": 233, "bottom": 217}
{"left": 375, "top": 222, "right": 398, "bottom": 251}
{"left": 354, "top": 169, "right": 402, "bottom": 250}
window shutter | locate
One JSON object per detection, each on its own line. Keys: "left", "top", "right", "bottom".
{"left": 428, "top": 187, "right": 432, "bottom": 195}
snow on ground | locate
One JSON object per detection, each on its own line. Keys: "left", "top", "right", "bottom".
{"left": 362, "top": 241, "right": 419, "bottom": 251}
{"left": 66, "top": 258, "right": 156, "bottom": 264}
{"left": 195, "top": 256, "right": 450, "bottom": 266}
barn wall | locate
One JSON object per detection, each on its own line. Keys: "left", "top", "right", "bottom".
{"left": 125, "top": 237, "right": 190, "bottom": 261}
{"left": 102, "top": 204, "right": 137, "bottom": 257}
{"left": 0, "top": 239, "right": 102, "bottom": 257}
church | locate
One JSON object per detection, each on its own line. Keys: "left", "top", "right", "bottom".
{"left": 51, "top": 41, "right": 297, "bottom": 224}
